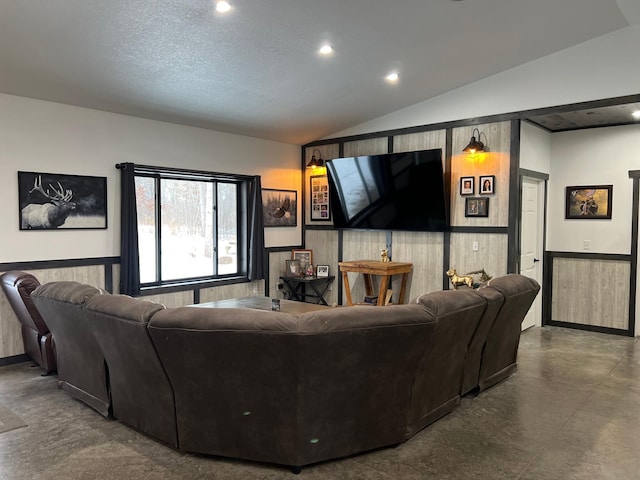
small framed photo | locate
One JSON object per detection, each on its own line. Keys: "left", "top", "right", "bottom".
{"left": 292, "top": 249, "right": 313, "bottom": 272}
{"left": 460, "top": 176, "right": 474, "bottom": 195}
{"left": 565, "top": 185, "right": 613, "bottom": 219}
{"left": 285, "top": 259, "right": 302, "bottom": 277}
{"left": 479, "top": 175, "right": 495, "bottom": 195}
{"left": 465, "top": 197, "right": 489, "bottom": 217}
{"left": 316, "top": 265, "right": 330, "bottom": 277}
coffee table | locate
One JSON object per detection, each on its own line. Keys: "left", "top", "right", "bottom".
{"left": 190, "top": 296, "right": 330, "bottom": 314}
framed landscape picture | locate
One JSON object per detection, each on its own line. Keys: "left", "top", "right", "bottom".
{"left": 18, "top": 171, "right": 107, "bottom": 230}
{"left": 262, "top": 189, "right": 297, "bottom": 227}
{"left": 565, "top": 185, "right": 612, "bottom": 219}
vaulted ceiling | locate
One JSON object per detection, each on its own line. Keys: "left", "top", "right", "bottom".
{"left": 0, "top": 1, "right": 638, "bottom": 144}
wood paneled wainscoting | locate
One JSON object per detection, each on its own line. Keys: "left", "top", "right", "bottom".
{"left": 544, "top": 251, "right": 634, "bottom": 336}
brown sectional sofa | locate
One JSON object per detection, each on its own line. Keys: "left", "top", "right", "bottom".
{"left": 29, "top": 273, "right": 539, "bottom": 472}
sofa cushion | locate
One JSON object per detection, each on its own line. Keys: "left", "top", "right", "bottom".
{"left": 32, "top": 281, "right": 103, "bottom": 305}
{"left": 84, "top": 294, "right": 164, "bottom": 323}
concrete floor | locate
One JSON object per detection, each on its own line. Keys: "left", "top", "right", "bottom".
{"left": 1, "top": 326, "right": 639, "bottom": 479}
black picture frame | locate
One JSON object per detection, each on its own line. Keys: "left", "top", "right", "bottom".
{"left": 310, "top": 175, "right": 331, "bottom": 221}
{"left": 479, "top": 175, "right": 495, "bottom": 195}
{"left": 465, "top": 197, "right": 489, "bottom": 217}
{"left": 18, "top": 171, "right": 107, "bottom": 230}
{"left": 316, "top": 265, "right": 330, "bottom": 277}
{"left": 565, "top": 185, "right": 613, "bottom": 219}
{"left": 460, "top": 176, "right": 474, "bottom": 195}
{"left": 262, "top": 189, "right": 297, "bottom": 227}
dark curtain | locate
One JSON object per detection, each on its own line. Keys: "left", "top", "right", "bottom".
{"left": 247, "top": 176, "right": 266, "bottom": 280}
{"left": 118, "top": 163, "right": 141, "bottom": 296}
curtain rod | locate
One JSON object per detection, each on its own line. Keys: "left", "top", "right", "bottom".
{"left": 115, "top": 162, "right": 259, "bottom": 181}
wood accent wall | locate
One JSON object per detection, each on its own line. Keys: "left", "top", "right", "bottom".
{"left": 551, "top": 257, "right": 630, "bottom": 330}
{"left": 449, "top": 233, "right": 509, "bottom": 280}
{"left": 450, "top": 122, "right": 511, "bottom": 227}
{"left": 392, "top": 231, "right": 445, "bottom": 299}
{"left": 341, "top": 230, "right": 387, "bottom": 305}
{"left": 393, "top": 130, "right": 447, "bottom": 153}
{"left": 304, "top": 230, "right": 340, "bottom": 306}
{"left": 343, "top": 138, "right": 388, "bottom": 157}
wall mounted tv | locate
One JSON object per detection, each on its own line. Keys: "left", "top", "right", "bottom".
{"left": 326, "top": 148, "right": 449, "bottom": 232}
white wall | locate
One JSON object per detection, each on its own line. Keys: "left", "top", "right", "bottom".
{"left": 547, "top": 124, "right": 640, "bottom": 255}
{"left": 329, "top": 25, "right": 640, "bottom": 138}
{"left": 0, "top": 94, "right": 301, "bottom": 263}
{"left": 520, "top": 122, "right": 551, "bottom": 174}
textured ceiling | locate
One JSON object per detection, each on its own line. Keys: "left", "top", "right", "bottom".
{"left": 0, "top": 0, "right": 634, "bottom": 144}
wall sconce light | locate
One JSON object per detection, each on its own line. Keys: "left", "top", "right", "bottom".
{"left": 307, "top": 149, "right": 324, "bottom": 169}
{"left": 462, "top": 128, "right": 488, "bottom": 154}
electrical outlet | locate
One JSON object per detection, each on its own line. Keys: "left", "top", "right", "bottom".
{"left": 472, "top": 241, "right": 479, "bottom": 251}
{"left": 583, "top": 240, "right": 590, "bottom": 250}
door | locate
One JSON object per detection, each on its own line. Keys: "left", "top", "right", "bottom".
{"left": 520, "top": 176, "right": 544, "bottom": 330}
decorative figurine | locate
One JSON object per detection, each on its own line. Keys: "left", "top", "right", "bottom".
{"left": 445, "top": 268, "right": 474, "bottom": 289}
{"left": 380, "top": 249, "right": 390, "bottom": 262}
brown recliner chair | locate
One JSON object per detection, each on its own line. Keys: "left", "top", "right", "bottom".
{"left": 0, "top": 271, "right": 56, "bottom": 374}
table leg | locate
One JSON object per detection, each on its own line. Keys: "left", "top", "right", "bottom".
{"left": 308, "top": 279, "right": 332, "bottom": 306}
{"left": 398, "top": 273, "right": 409, "bottom": 304}
{"left": 363, "top": 274, "right": 374, "bottom": 297}
{"left": 341, "top": 271, "right": 353, "bottom": 306}
{"left": 377, "top": 275, "right": 390, "bottom": 306}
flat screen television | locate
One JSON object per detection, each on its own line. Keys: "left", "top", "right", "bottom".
{"left": 326, "top": 148, "right": 449, "bottom": 231}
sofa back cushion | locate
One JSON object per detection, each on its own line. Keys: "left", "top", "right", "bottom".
{"left": 83, "top": 294, "right": 177, "bottom": 447}
{"left": 293, "top": 304, "right": 437, "bottom": 466}
{"left": 461, "top": 287, "right": 505, "bottom": 394}
{"left": 31, "top": 281, "right": 109, "bottom": 415}
{"left": 408, "top": 289, "right": 489, "bottom": 435}
{"left": 148, "top": 303, "right": 436, "bottom": 467}
{"left": 475, "top": 274, "right": 540, "bottom": 390}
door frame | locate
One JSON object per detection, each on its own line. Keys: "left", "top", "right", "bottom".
{"left": 518, "top": 169, "right": 548, "bottom": 327}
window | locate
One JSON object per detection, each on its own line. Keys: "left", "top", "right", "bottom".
{"left": 133, "top": 166, "right": 247, "bottom": 287}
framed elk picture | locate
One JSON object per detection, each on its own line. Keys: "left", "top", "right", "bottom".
{"left": 18, "top": 171, "right": 108, "bottom": 230}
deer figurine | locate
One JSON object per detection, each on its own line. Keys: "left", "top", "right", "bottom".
{"left": 21, "top": 176, "right": 76, "bottom": 229}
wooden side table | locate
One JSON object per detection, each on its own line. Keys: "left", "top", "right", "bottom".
{"left": 338, "top": 260, "right": 413, "bottom": 306}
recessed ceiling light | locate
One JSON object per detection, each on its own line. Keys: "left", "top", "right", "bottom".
{"left": 632, "top": 110, "right": 640, "bottom": 120}
{"left": 215, "top": 1, "right": 231, "bottom": 13}
{"left": 385, "top": 72, "right": 399, "bottom": 83}
{"left": 318, "top": 44, "right": 334, "bottom": 56}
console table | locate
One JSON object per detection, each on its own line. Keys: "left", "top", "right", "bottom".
{"left": 280, "top": 275, "right": 335, "bottom": 306}
{"left": 338, "top": 260, "right": 413, "bottom": 306}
